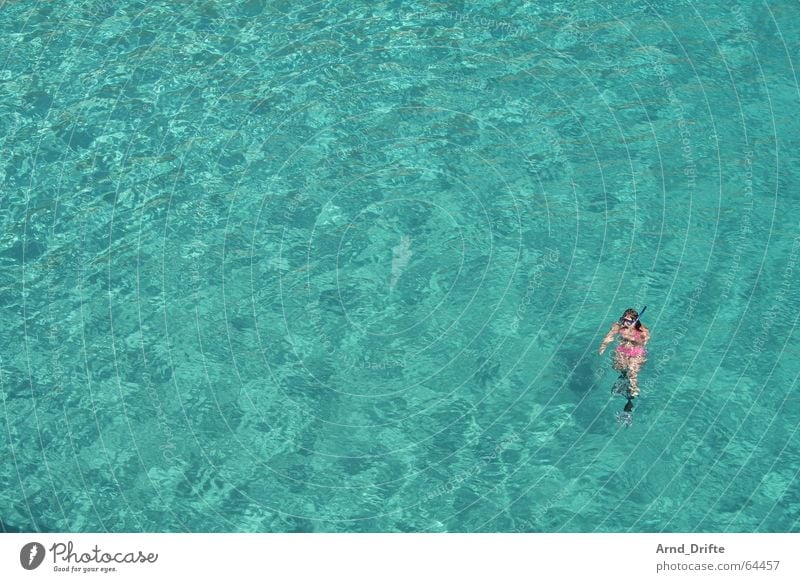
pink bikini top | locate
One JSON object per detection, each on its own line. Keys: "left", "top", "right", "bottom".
{"left": 619, "top": 327, "right": 643, "bottom": 340}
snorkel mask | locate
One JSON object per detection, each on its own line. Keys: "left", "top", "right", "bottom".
{"left": 619, "top": 305, "right": 647, "bottom": 326}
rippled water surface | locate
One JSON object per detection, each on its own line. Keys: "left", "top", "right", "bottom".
{"left": 1, "top": 0, "right": 799, "bottom": 532}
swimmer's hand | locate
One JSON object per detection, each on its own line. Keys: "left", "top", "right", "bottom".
{"left": 599, "top": 322, "right": 620, "bottom": 355}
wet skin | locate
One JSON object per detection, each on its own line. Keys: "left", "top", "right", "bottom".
{"left": 599, "top": 321, "right": 650, "bottom": 397}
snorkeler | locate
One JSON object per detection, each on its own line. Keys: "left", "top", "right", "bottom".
{"left": 598, "top": 307, "right": 650, "bottom": 409}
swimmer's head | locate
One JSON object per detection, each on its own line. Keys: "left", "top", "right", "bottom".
{"left": 620, "top": 308, "right": 642, "bottom": 329}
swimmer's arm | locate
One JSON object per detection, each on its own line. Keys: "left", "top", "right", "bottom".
{"left": 640, "top": 326, "right": 650, "bottom": 345}
{"left": 599, "top": 323, "right": 620, "bottom": 354}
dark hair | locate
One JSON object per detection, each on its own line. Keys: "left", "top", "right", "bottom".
{"left": 620, "top": 308, "right": 643, "bottom": 330}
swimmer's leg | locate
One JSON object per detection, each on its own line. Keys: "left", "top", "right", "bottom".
{"left": 610, "top": 352, "right": 631, "bottom": 395}
{"left": 626, "top": 356, "right": 645, "bottom": 398}
{"left": 612, "top": 350, "right": 627, "bottom": 373}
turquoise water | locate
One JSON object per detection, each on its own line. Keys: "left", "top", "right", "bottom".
{"left": 1, "top": 0, "right": 798, "bottom": 533}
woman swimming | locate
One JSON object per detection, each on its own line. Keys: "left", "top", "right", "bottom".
{"left": 598, "top": 308, "right": 650, "bottom": 399}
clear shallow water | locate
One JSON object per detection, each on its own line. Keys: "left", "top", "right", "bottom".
{"left": 1, "top": 0, "right": 798, "bottom": 532}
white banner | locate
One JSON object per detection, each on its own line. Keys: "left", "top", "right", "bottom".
{"left": 1, "top": 534, "right": 797, "bottom": 581}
